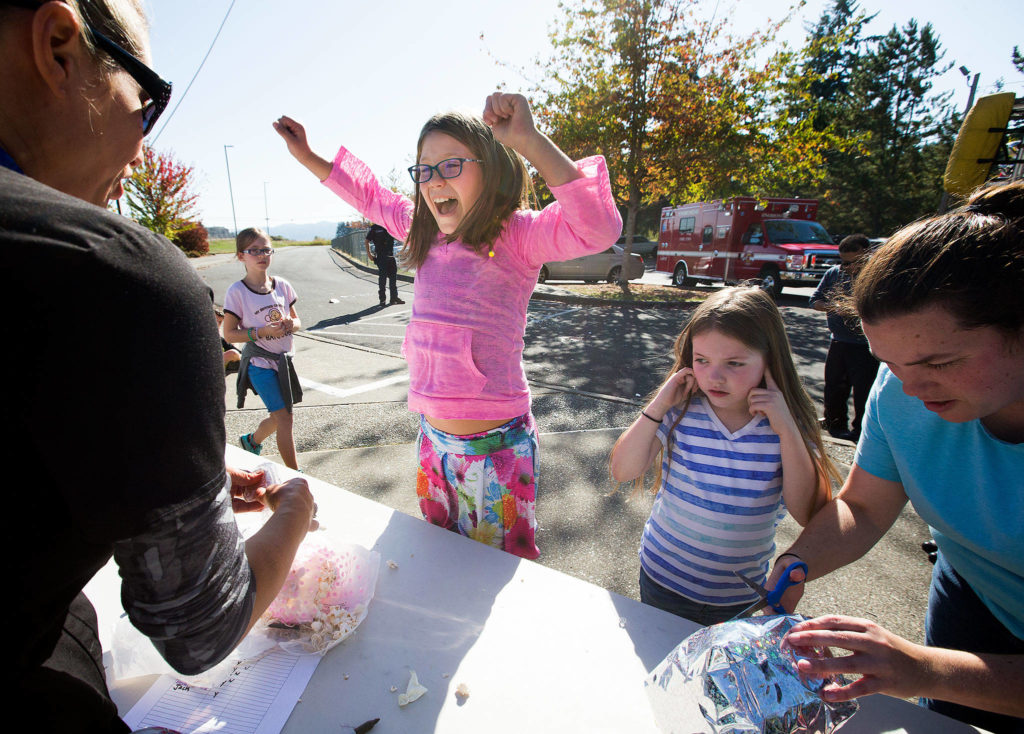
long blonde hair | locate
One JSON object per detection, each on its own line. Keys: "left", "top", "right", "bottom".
{"left": 615, "top": 286, "right": 840, "bottom": 496}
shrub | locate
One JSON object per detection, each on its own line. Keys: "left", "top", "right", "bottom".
{"left": 172, "top": 221, "right": 210, "bottom": 257}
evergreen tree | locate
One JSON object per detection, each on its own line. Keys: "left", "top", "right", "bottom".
{"left": 801, "top": 0, "right": 875, "bottom": 132}
{"left": 799, "top": 4, "right": 956, "bottom": 235}
{"left": 838, "top": 20, "right": 954, "bottom": 234}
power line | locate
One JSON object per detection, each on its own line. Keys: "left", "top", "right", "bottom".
{"left": 150, "top": 0, "right": 238, "bottom": 145}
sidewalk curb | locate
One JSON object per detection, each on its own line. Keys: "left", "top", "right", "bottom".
{"left": 528, "top": 291, "right": 697, "bottom": 308}
{"left": 330, "top": 248, "right": 415, "bottom": 283}
{"left": 197, "top": 245, "right": 699, "bottom": 309}
{"left": 332, "top": 247, "right": 698, "bottom": 309}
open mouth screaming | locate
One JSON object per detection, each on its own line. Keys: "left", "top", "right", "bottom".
{"left": 433, "top": 197, "right": 457, "bottom": 217}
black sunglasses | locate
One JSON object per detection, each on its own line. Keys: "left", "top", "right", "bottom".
{"left": 5, "top": 1, "right": 171, "bottom": 135}
{"left": 88, "top": 26, "right": 172, "bottom": 135}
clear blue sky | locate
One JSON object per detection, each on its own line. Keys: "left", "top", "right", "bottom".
{"left": 144, "top": 0, "right": 1023, "bottom": 235}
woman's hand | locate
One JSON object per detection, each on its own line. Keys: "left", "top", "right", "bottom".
{"left": 482, "top": 93, "right": 540, "bottom": 154}
{"left": 263, "top": 477, "right": 319, "bottom": 531}
{"left": 747, "top": 367, "right": 797, "bottom": 434}
{"left": 785, "top": 615, "right": 932, "bottom": 702}
{"left": 765, "top": 556, "right": 808, "bottom": 612}
{"left": 228, "top": 466, "right": 267, "bottom": 512}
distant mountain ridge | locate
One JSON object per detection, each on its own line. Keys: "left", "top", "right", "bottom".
{"left": 268, "top": 221, "right": 338, "bottom": 241}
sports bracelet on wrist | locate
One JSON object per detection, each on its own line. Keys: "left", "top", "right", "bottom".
{"left": 641, "top": 410, "right": 662, "bottom": 424}
{"left": 776, "top": 552, "right": 803, "bottom": 566}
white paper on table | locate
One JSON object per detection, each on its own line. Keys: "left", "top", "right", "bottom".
{"left": 122, "top": 648, "right": 319, "bottom": 734}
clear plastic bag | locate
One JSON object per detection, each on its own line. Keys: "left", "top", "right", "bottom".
{"left": 259, "top": 532, "right": 380, "bottom": 655}
{"left": 111, "top": 462, "right": 379, "bottom": 686}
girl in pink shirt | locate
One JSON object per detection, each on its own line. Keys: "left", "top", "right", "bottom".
{"left": 274, "top": 93, "right": 621, "bottom": 559}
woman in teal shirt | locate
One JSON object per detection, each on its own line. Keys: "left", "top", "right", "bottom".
{"left": 768, "top": 181, "right": 1024, "bottom": 734}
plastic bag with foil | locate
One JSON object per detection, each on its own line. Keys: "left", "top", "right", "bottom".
{"left": 110, "top": 463, "right": 379, "bottom": 686}
{"left": 645, "top": 615, "right": 859, "bottom": 734}
{"left": 237, "top": 462, "right": 381, "bottom": 655}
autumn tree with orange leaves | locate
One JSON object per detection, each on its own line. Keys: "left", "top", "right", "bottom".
{"left": 124, "top": 146, "right": 201, "bottom": 241}
{"left": 532, "top": 0, "right": 844, "bottom": 282}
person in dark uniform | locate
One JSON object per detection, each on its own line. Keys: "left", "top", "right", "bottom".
{"left": 809, "top": 234, "right": 879, "bottom": 441}
{"left": 365, "top": 222, "right": 405, "bottom": 306}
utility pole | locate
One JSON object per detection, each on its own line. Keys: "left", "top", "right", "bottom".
{"left": 939, "top": 69, "right": 982, "bottom": 213}
{"left": 964, "top": 71, "right": 980, "bottom": 114}
{"left": 263, "top": 181, "right": 271, "bottom": 236}
{"left": 224, "top": 144, "right": 238, "bottom": 236}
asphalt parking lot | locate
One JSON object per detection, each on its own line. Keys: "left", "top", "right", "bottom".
{"left": 199, "top": 246, "right": 936, "bottom": 652}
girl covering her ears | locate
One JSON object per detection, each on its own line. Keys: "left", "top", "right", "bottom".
{"left": 223, "top": 227, "right": 303, "bottom": 470}
{"left": 274, "top": 93, "right": 621, "bottom": 559}
{"left": 610, "top": 286, "right": 838, "bottom": 625}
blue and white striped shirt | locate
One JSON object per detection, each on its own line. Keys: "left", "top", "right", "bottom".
{"left": 639, "top": 397, "right": 785, "bottom": 606}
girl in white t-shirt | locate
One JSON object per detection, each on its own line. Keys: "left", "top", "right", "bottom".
{"left": 610, "top": 286, "right": 837, "bottom": 625}
{"left": 223, "top": 227, "right": 301, "bottom": 469}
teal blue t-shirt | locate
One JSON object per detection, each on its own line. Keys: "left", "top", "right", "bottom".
{"left": 855, "top": 366, "right": 1024, "bottom": 638}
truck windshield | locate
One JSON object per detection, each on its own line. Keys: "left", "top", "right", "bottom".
{"left": 764, "top": 220, "right": 833, "bottom": 245}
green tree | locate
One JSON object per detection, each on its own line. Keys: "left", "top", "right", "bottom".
{"left": 800, "top": 0, "right": 875, "bottom": 132}
{"left": 124, "top": 146, "right": 200, "bottom": 240}
{"left": 798, "top": 3, "right": 957, "bottom": 234}
{"left": 532, "top": 0, "right": 840, "bottom": 283}
{"left": 832, "top": 20, "right": 954, "bottom": 234}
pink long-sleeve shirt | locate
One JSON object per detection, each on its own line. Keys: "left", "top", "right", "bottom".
{"left": 323, "top": 145, "right": 622, "bottom": 420}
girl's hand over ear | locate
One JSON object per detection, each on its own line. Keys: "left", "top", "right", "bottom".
{"left": 747, "top": 367, "right": 796, "bottom": 433}
{"left": 649, "top": 367, "right": 696, "bottom": 417}
{"left": 482, "top": 92, "right": 540, "bottom": 153}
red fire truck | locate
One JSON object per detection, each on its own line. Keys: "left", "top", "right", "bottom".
{"left": 655, "top": 197, "right": 839, "bottom": 297}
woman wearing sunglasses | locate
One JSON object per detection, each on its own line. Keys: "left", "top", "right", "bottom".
{"left": 1, "top": 2, "right": 314, "bottom": 731}
{"left": 770, "top": 182, "right": 1024, "bottom": 733}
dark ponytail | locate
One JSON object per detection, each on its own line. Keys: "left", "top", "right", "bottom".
{"left": 850, "top": 181, "right": 1024, "bottom": 334}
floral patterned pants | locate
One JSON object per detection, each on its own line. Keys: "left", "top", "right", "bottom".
{"left": 416, "top": 413, "right": 540, "bottom": 559}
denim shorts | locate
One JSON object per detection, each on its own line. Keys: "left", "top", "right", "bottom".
{"left": 248, "top": 365, "right": 285, "bottom": 413}
{"left": 639, "top": 567, "right": 750, "bottom": 627}
{"left": 922, "top": 551, "right": 1024, "bottom": 733}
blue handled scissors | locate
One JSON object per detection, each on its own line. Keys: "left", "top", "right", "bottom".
{"left": 730, "top": 560, "right": 808, "bottom": 620}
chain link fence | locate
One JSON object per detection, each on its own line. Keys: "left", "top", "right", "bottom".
{"left": 331, "top": 229, "right": 371, "bottom": 265}
{"left": 331, "top": 229, "right": 411, "bottom": 276}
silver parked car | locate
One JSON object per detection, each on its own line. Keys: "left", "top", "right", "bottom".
{"left": 538, "top": 244, "right": 646, "bottom": 284}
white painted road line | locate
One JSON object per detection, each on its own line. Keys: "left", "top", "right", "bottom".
{"left": 357, "top": 308, "right": 412, "bottom": 322}
{"left": 299, "top": 373, "right": 409, "bottom": 398}
{"left": 308, "top": 330, "right": 406, "bottom": 339}
{"left": 528, "top": 307, "right": 579, "bottom": 324}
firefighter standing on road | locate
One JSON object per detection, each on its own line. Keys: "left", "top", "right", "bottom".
{"left": 809, "top": 234, "right": 879, "bottom": 441}
{"left": 365, "top": 223, "right": 404, "bottom": 307}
